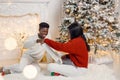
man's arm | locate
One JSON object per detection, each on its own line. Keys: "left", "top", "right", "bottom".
{"left": 23, "top": 35, "right": 37, "bottom": 49}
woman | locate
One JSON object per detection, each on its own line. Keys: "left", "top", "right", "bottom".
{"left": 44, "top": 22, "right": 90, "bottom": 77}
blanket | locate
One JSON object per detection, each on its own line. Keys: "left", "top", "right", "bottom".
{"left": 3, "top": 64, "right": 116, "bottom": 80}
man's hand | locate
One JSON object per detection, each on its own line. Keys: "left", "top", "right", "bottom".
{"left": 36, "top": 39, "right": 44, "bottom": 44}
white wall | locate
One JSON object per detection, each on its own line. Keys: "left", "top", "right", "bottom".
{"left": 0, "top": 0, "right": 63, "bottom": 39}
{"left": 0, "top": 0, "right": 63, "bottom": 61}
{"left": 47, "top": 0, "right": 64, "bottom": 39}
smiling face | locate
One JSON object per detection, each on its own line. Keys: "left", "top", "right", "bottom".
{"left": 38, "top": 27, "right": 49, "bottom": 39}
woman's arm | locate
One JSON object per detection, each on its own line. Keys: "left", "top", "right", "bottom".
{"left": 44, "top": 38, "right": 74, "bottom": 54}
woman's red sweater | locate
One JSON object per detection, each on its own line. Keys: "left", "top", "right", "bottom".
{"left": 44, "top": 37, "right": 88, "bottom": 68}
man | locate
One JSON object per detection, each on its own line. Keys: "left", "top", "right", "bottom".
{"left": 0, "top": 22, "right": 51, "bottom": 74}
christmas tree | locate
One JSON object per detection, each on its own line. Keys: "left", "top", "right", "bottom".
{"left": 57, "top": 0, "right": 120, "bottom": 54}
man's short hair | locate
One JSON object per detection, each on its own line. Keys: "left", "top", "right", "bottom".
{"left": 39, "top": 22, "right": 49, "bottom": 29}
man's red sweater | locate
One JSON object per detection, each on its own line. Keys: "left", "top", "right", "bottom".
{"left": 44, "top": 37, "right": 88, "bottom": 68}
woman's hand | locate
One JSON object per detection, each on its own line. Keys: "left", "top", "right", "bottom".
{"left": 61, "top": 55, "right": 69, "bottom": 60}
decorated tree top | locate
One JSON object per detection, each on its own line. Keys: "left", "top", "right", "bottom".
{"left": 57, "top": 0, "right": 120, "bottom": 54}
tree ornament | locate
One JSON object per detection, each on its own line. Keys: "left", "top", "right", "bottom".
{"left": 108, "top": 16, "right": 114, "bottom": 22}
{"left": 65, "top": 8, "right": 71, "bottom": 15}
{"left": 75, "top": 14, "right": 81, "bottom": 20}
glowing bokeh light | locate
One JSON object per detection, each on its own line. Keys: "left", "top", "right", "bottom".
{"left": 23, "top": 65, "right": 38, "bottom": 79}
{"left": 4, "top": 37, "right": 17, "bottom": 50}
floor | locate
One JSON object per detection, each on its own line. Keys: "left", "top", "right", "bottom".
{"left": 112, "top": 57, "right": 120, "bottom": 80}
{"left": 0, "top": 54, "right": 120, "bottom": 80}
{"left": 108, "top": 54, "right": 120, "bottom": 80}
